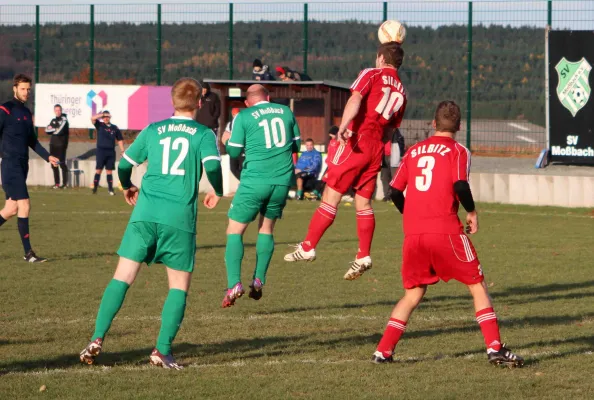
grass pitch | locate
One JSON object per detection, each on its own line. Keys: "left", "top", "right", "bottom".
{"left": 1, "top": 187, "right": 593, "bottom": 399}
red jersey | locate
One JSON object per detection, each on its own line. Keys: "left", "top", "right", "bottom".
{"left": 348, "top": 67, "right": 407, "bottom": 141}
{"left": 391, "top": 136, "right": 471, "bottom": 235}
{"left": 326, "top": 138, "right": 339, "bottom": 165}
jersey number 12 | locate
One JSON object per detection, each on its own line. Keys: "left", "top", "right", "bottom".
{"left": 259, "top": 118, "right": 286, "bottom": 148}
{"left": 160, "top": 137, "right": 189, "bottom": 175}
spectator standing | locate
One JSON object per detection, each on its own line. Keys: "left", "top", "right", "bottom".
{"left": 380, "top": 128, "right": 405, "bottom": 201}
{"left": 295, "top": 138, "right": 322, "bottom": 200}
{"left": 91, "top": 110, "right": 124, "bottom": 196}
{"left": 252, "top": 59, "right": 275, "bottom": 81}
{"left": 45, "top": 104, "right": 69, "bottom": 188}
{"left": 194, "top": 81, "right": 221, "bottom": 133}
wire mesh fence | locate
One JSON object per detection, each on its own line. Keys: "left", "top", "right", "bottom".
{"left": 1, "top": 1, "right": 593, "bottom": 154}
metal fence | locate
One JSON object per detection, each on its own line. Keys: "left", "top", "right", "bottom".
{"left": 1, "top": 1, "right": 593, "bottom": 154}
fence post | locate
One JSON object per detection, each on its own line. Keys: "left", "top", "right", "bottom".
{"left": 303, "top": 4, "right": 308, "bottom": 75}
{"left": 383, "top": 2, "right": 388, "bottom": 21}
{"left": 228, "top": 3, "right": 233, "bottom": 80}
{"left": 35, "top": 5, "right": 40, "bottom": 136}
{"left": 156, "top": 4, "right": 162, "bottom": 85}
{"left": 547, "top": 0, "right": 552, "bottom": 26}
{"left": 466, "top": 2, "right": 472, "bottom": 150}
{"left": 89, "top": 4, "right": 94, "bottom": 139}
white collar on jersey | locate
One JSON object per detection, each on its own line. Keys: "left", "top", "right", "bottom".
{"left": 254, "top": 101, "right": 270, "bottom": 106}
{"left": 170, "top": 116, "right": 193, "bottom": 120}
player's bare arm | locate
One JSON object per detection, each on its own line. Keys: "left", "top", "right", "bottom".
{"left": 203, "top": 192, "right": 221, "bottom": 209}
{"left": 221, "top": 130, "right": 231, "bottom": 145}
{"left": 123, "top": 185, "right": 139, "bottom": 206}
{"left": 91, "top": 113, "right": 105, "bottom": 124}
{"left": 117, "top": 140, "right": 125, "bottom": 153}
{"left": 337, "top": 91, "right": 363, "bottom": 144}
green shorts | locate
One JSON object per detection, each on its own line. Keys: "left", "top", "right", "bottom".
{"left": 228, "top": 183, "right": 290, "bottom": 223}
{"left": 117, "top": 221, "right": 196, "bottom": 272}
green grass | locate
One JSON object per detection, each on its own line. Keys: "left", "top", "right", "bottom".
{"left": 1, "top": 187, "right": 593, "bottom": 399}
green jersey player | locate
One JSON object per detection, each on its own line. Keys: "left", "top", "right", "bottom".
{"left": 221, "top": 84, "right": 301, "bottom": 307}
{"left": 80, "top": 78, "right": 224, "bottom": 369}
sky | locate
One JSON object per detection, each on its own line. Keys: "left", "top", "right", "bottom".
{"left": 1, "top": 0, "right": 593, "bottom": 29}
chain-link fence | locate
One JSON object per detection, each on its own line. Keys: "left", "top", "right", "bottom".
{"left": 1, "top": 1, "right": 593, "bottom": 154}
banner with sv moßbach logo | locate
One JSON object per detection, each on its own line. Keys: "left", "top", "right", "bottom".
{"left": 548, "top": 30, "right": 594, "bottom": 164}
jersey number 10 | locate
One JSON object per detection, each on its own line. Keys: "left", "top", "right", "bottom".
{"left": 160, "top": 137, "right": 189, "bottom": 176}
{"left": 259, "top": 117, "right": 287, "bottom": 148}
{"left": 375, "top": 87, "right": 405, "bottom": 120}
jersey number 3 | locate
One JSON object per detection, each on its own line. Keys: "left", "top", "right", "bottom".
{"left": 375, "top": 87, "right": 405, "bottom": 120}
{"left": 415, "top": 155, "right": 435, "bottom": 191}
{"left": 160, "top": 137, "right": 189, "bottom": 176}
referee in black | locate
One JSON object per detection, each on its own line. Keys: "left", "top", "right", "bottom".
{"left": 0, "top": 74, "right": 59, "bottom": 262}
{"left": 45, "top": 104, "right": 69, "bottom": 188}
{"left": 91, "top": 110, "right": 124, "bottom": 195}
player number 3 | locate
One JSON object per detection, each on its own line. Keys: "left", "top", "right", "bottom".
{"left": 160, "top": 137, "right": 189, "bottom": 176}
{"left": 415, "top": 155, "right": 435, "bottom": 191}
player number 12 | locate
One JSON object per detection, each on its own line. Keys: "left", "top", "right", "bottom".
{"left": 160, "top": 137, "right": 189, "bottom": 176}
{"left": 375, "top": 87, "right": 404, "bottom": 120}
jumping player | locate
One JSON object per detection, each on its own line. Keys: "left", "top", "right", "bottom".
{"left": 372, "top": 101, "right": 523, "bottom": 368}
{"left": 285, "top": 42, "right": 407, "bottom": 280}
{"left": 0, "top": 74, "right": 59, "bottom": 262}
{"left": 221, "top": 84, "right": 301, "bottom": 307}
{"left": 79, "top": 78, "right": 223, "bottom": 369}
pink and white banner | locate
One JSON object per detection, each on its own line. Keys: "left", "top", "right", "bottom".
{"left": 35, "top": 83, "right": 174, "bottom": 130}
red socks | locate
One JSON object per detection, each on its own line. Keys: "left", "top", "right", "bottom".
{"left": 356, "top": 208, "right": 375, "bottom": 259}
{"left": 476, "top": 307, "right": 502, "bottom": 352}
{"left": 376, "top": 318, "right": 407, "bottom": 357}
{"left": 302, "top": 202, "right": 337, "bottom": 252}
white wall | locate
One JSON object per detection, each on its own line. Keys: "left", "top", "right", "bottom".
{"left": 2, "top": 157, "right": 594, "bottom": 207}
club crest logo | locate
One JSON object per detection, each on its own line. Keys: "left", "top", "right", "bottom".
{"left": 555, "top": 57, "right": 592, "bottom": 117}
{"left": 86, "top": 90, "right": 108, "bottom": 115}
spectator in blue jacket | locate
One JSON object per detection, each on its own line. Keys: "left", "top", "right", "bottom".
{"left": 295, "top": 138, "right": 322, "bottom": 200}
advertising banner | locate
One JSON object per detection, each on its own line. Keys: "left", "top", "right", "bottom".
{"left": 35, "top": 84, "right": 174, "bottom": 130}
{"left": 548, "top": 31, "right": 594, "bottom": 164}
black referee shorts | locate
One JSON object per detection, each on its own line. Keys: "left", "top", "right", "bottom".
{"left": 1, "top": 159, "right": 29, "bottom": 200}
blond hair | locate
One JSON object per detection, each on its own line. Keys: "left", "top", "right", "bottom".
{"left": 171, "top": 78, "right": 202, "bottom": 112}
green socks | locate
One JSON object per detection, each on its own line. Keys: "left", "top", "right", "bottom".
{"left": 91, "top": 279, "right": 130, "bottom": 341}
{"left": 254, "top": 233, "right": 274, "bottom": 284}
{"left": 225, "top": 233, "right": 244, "bottom": 288}
{"left": 297, "top": 190, "right": 304, "bottom": 199}
{"left": 156, "top": 289, "right": 188, "bottom": 356}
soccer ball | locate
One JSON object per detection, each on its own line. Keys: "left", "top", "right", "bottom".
{"left": 378, "top": 20, "right": 406, "bottom": 44}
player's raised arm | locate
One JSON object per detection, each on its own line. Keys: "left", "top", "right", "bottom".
{"left": 225, "top": 112, "right": 245, "bottom": 158}
{"left": 389, "top": 152, "right": 409, "bottom": 214}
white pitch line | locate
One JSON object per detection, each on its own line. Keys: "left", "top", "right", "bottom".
{"left": 508, "top": 122, "right": 530, "bottom": 132}
{"left": 516, "top": 135, "right": 537, "bottom": 143}
{"left": 4, "top": 350, "right": 593, "bottom": 377}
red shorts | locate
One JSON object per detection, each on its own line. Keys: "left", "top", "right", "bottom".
{"left": 324, "top": 135, "right": 383, "bottom": 199}
{"left": 401, "top": 233, "right": 484, "bottom": 289}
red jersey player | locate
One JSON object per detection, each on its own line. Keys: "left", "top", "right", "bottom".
{"left": 285, "top": 42, "right": 407, "bottom": 281}
{"left": 372, "top": 101, "right": 523, "bottom": 368}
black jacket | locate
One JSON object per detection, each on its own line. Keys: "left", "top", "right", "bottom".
{"left": 0, "top": 99, "right": 50, "bottom": 161}
{"left": 195, "top": 91, "right": 221, "bottom": 130}
{"left": 46, "top": 114, "right": 69, "bottom": 147}
{"left": 252, "top": 65, "right": 275, "bottom": 81}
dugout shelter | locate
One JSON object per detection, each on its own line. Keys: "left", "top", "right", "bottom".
{"left": 204, "top": 79, "right": 351, "bottom": 151}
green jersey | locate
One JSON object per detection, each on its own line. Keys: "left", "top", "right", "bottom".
{"left": 122, "top": 116, "right": 221, "bottom": 233}
{"left": 227, "top": 101, "right": 301, "bottom": 185}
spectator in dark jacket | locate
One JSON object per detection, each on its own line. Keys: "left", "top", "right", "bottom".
{"left": 252, "top": 59, "right": 275, "bottom": 81}
{"left": 194, "top": 81, "right": 221, "bottom": 132}
{"left": 45, "top": 104, "right": 69, "bottom": 188}
{"left": 380, "top": 127, "right": 405, "bottom": 201}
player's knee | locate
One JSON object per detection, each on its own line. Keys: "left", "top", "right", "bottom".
{"left": 3, "top": 203, "right": 18, "bottom": 217}
{"left": 403, "top": 287, "right": 426, "bottom": 307}
{"left": 95, "top": 169, "right": 101, "bottom": 174}
{"left": 354, "top": 195, "right": 372, "bottom": 210}
{"left": 106, "top": 170, "right": 113, "bottom": 175}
